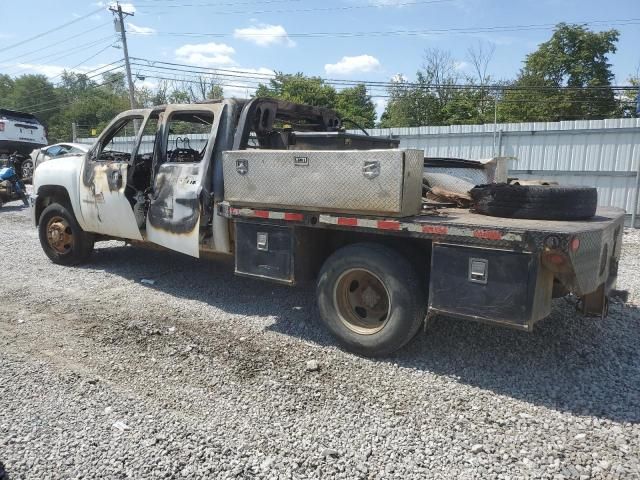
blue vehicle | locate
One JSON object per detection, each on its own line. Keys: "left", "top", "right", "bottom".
{"left": 0, "top": 153, "right": 29, "bottom": 208}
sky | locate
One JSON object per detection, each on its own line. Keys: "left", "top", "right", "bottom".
{"left": 1, "top": 0, "right": 639, "bottom": 117}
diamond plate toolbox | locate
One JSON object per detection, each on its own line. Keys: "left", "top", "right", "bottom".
{"left": 222, "top": 149, "right": 424, "bottom": 217}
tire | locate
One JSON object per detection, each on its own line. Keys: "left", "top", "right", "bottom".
{"left": 316, "top": 243, "right": 427, "bottom": 357}
{"left": 38, "top": 202, "right": 95, "bottom": 265}
{"left": 470, "top": 183, "right": 597, "bottom": 220}
{"left": 20, "top": 159, "right": 34, "bottom": 183}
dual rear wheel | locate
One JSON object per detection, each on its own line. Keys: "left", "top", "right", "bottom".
{"left": 317, "top": 243, "right": 428, "bottom": 357}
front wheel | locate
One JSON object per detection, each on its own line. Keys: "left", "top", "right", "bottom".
{"left": 316, "top": 243, "right": 427, "bottom": 357}
{"left": 38, "top": 203, "right": 95, "bottom": 265}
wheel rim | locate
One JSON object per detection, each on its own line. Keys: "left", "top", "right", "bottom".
{"left": 21, "top": 160, "right": 33, "bottom": 179}
{"left": 333, "top": 268, "right": 391, "bottom": 335}
{"left": 46, "top": 216, "right": 74, "bottom": 254}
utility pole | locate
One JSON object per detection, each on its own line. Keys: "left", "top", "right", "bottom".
{"left": 109, "top": 2, "right": 136, "bottom": 110}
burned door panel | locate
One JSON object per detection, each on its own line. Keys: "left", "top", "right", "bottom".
{"left": 80, "top": 161, "right": 143, "bottom": 240}
{"left": 78, "top": 112, "right": 152, "bottom": 240}
{"left": 146, "top": 164, "right": 201, "bottom": 257}
{"left": 144, "top": 104, "right": 224, "bottom": 258}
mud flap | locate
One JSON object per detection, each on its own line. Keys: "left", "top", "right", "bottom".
{"left": 146, "top": 163, "right": 201, "bottom": 257}
{"left": 578, "top": 283, "right": 609, "bottom": 320}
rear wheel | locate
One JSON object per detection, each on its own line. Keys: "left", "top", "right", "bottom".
{"left": 317, "top": 243, "right": 427, "bottom": 357}
{"left": 38, "top": 202, "right": 94, "bottom": 265}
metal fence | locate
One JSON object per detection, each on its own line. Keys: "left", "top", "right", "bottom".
{"left": 79, "top": 116, "right": 640, "bottom": 224}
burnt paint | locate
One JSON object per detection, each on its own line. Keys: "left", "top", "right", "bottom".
{"left": 147, "top": 164, "right": 200, "bottom": 235}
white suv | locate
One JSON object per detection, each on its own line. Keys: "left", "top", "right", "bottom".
{"left": 0, "top": 109, "right": 48, "bottom": 179}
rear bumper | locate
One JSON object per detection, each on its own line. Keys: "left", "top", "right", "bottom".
{"left": 553, "top": 215, "right": 625, "bottom": 297}
{"left": 427, "top": 209, "right": 626, "bottom": 329}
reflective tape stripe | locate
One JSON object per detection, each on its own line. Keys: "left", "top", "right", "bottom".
{"left": 230, "top": 209, "right": 522, "bottom": 243}
{"left": 253, "top": 210, "right": 270, "bottom": 219}
{"left": 377, "top": 220, "right": 401, "bottom": 230}
{"left": 337, "top": 217, "right": 358, "bottom": 226}
{"left": 422, "top": 225, "right": 448, "bottom": 235}
{"left": 284, "top": 212, "right": 304, "bottom": 221}
{"left": 473, "top": 229, "right": 502, "bottom": 241}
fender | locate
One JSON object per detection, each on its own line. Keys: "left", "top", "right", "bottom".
{"left": 33, "top": 154, "right": 89, "bottom": 230}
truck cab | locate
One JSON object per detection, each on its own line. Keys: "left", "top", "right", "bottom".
{"left": 33, "top": 98, "right": 358, "bottom": 258}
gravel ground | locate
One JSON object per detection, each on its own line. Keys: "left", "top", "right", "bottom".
{"left": 0, "top": 199, "right": 639, "bottom": 480}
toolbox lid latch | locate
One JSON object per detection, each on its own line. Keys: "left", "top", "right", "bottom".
{"left": 469, "top": 258, "right": 488, "bottom": 284}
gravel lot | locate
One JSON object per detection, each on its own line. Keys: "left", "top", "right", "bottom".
{"left": 1, "top": 199, "right": 639, "bottom": 480}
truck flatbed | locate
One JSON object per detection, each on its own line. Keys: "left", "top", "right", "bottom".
{"left": 224, "top": 203, "right": 625, "bottom": 253}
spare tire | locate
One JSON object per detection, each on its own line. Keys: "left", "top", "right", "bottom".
{"left": 470, "top": 183, "right": 597, "bottom": 220}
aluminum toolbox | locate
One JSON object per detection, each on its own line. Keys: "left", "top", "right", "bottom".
{"left": 222, "top": 149, "right": 424, "bottom": 216}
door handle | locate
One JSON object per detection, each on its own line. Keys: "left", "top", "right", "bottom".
{"left": 111, "top": 171, "right": 123, "bottom": 189}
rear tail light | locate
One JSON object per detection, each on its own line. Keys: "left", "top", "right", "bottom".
{"left": 570, "top": 237, "right": 580, "bottom": 252}
{"left": 0, "top": 121, "right": 4, "bottom": 131}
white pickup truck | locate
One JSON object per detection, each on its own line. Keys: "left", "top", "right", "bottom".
{"left": 31, "top": 98, "right": 625, "bottom": 356}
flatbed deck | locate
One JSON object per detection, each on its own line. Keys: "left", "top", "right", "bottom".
{"left": 408, "top": 206, "right": 625, "bottom": 235}
{"left": 224, "top": 203, "right": 625, "bottom": 253}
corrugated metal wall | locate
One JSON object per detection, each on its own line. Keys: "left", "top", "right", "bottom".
{"left": 361, "top": 118, "right": 640, "bottom": 213}
{"left": 79, "top": 117, "right": 640, "bottom": 213}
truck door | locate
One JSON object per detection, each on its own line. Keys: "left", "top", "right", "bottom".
{"left": 79, "top": 112, "right": 154, "bottom": 240}
{"left": 145, "top": 104, "right": 223, "bottom": 258}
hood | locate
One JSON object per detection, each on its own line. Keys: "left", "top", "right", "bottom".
{"left": 33, "top": 153, "right": 85, "bottom": 190}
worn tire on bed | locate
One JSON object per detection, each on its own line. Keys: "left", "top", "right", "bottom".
{"left": 470, "top": 183, "right": 598, "bottom": 220}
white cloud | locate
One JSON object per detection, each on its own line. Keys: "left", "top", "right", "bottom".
{"left": 127, "top": 22, "right": 156, "bottom": 35}
{"left": 233, "top": 24, "right": 295, "bottom": 47}
{"left": 324, "top": 55, "right": 381, "bottom": 76}
{"left": 175, "top": 42, "right": 236, "bottom": 66}
{"left": 454, "top": 60, "right": 469, "bottom": 71}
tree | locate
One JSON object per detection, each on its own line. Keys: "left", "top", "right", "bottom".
{"left": 335, "top": 84, "right": 376, "bottom": 128}
{"left": 256, "top": 72, "right": 337, "bottom": 107}
{"left": 255, "top": 72, "right": 377, "bottom": 126}
{"left": 6, "top": 74, "right": 59, "bottom": 125}
{"left": 380, "top": 48, "right": 498, "bottom": 127}
{"left": 0, "top": 74, "right": 14, "bottom": 105}
{"left": 501, "top": 23, "right": 619, "bottom": 122}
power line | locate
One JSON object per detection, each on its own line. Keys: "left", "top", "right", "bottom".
{"left": 28, "top": 76, "right": 129, "bottom": 115}
{"left": 11, "top": 65, "right": 125, "bottom": 112}
{"left": 132, "top": 72, "right": 636, "bottom": 107}
{"left": 130, "top": 58, "right": 639, "bottom": 92}
{"left": 150, "top": 18, "right": 640, "bottom": 39}
{"left": 133, "top": 0, "right": 453, "bottom": 15}
{"left": 2, "top": 7, "right": 105, "bottom": 53}
{"left": 5, "top": 36, "right": 118, "bottom": 77}
{"left": 6, "top": 60, "right": 126, "bottom": 103}
{"left": 0, "top": 22, "right": 112, "bottom": 64}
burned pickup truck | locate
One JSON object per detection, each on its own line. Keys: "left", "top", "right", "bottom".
{"left": 31, "top": 98, "right": 624, "bottom": 356}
